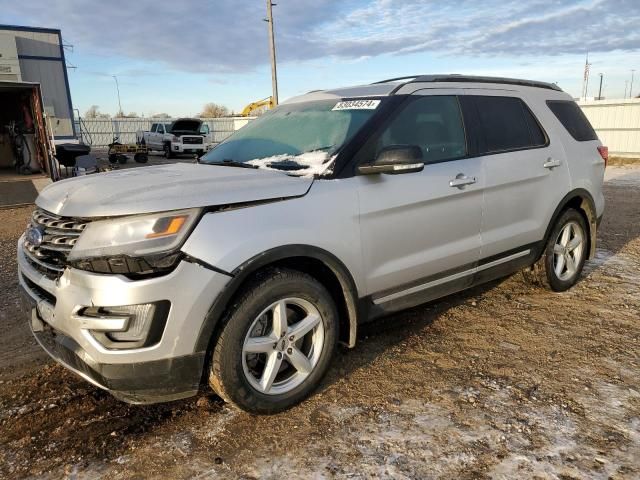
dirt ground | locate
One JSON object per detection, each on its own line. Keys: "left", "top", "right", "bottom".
{"left": 1, "top": 166, "right": 639, "bottom": 480}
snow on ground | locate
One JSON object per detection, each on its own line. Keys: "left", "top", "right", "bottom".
{"left": 604, "top": 165, "right": 640, "bottom": 185}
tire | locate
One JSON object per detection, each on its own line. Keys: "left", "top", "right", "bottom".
{"left": 209, "top": 268, "right": 338, "bottom": 414}
{"left": 108, "top": 153, "right": 118, "bottom": 164}
{"left": 134, "top": 153, "right": 148, "bottom": 163}
{"left": 117, "top": 155, "right": 127, "bottom": 165}
{"left": 522, "top": 208, "right": 588, "bottom": 292}
{"left": 163, "top": 143, "right": 174, "bottom": 159}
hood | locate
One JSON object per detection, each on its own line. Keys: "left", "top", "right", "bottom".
{"left": 170, "top": 119, "right": 201, "bottom": 134}
{"left": 37, "top": 163, "right": 313, "bottom": 217}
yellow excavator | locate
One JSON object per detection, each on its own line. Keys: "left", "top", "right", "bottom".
{"left": 240, "top": 96, "right": 274, "bottom": 117}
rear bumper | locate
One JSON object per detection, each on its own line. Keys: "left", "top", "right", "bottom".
{"left": 20, "top": 284, "right": 204, "bottom": 404}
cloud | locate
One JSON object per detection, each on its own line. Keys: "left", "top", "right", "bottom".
{"left": 3, "top": 0, "right": 639, "bottom": 74}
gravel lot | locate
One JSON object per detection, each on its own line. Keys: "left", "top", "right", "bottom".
{"left": 1, "top": 166, "right": 639, "bottom": 479}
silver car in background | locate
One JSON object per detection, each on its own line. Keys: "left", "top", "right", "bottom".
{"left": 18, "top": 75, "right": 606, "bottom": 413}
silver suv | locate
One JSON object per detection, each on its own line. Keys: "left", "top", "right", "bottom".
{"left": 18, "top": 75, "right": 606, "bottom": 413}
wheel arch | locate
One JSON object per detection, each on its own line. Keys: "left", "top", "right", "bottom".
{"left": 194, "top": 245, "right": 360, "bottom": 356}
{"left": 543, "top": 188, "right": 597, "bottom": 260}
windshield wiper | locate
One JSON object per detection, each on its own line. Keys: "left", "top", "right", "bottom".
{"left": 265, "top": 159, "right": 306, "bottom": 171}
{"left": 265, "top": 145, "right": 335, "bottom": 170}
{"left": 311, "top": 144, "right": 335, "bottom": 152}
{"left": 208, "top": 159, "right": 258, "bottom": 169}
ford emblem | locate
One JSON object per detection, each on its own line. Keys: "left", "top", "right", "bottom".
{"left": 26, "top": 226, "right": 44, "bottom": 246}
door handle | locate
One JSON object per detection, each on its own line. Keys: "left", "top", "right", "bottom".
{"left": 449, "top": 174, "right": 477, "bottom": 189}
{"left": 543, "top": 158, "right": 562, "bottom": 169}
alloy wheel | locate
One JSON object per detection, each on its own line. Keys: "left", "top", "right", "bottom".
{"left": 241, "top": 298, "right": 324, "bottom": 395}
{"left": 553, "top": 221, "right": 585, "bottom": 281}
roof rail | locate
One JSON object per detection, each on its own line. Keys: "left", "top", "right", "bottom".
{"left": 372, "top": 76, "right": 420, "bottom": 84}
{"left": 374, "top": 74, "right": 562, "bottom": 92}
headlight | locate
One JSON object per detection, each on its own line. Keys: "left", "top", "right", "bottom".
{"left": 172, "top": 135, "right": 180, "bottom": 142}
{"left": 69, "top": 208, "right": 200, "bottom": 261}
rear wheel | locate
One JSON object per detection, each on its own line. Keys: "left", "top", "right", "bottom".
{"left": 209, "top": 269, "right": 338, "bottom": 414}
{"left": 522, "top": 208, "right": 588, "bottom": 291}
{"left": 134, "top": 153, "right": 148, "bottom": 163}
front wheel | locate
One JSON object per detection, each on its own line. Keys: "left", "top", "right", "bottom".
{"left": 163, "top": 143, "right": 174, "bottom": 159}
{"left": 522, "top": 208, "right": 588, "bottom": 291}
{"left": 209, "top": 269, "right": 338, "bottom": 414}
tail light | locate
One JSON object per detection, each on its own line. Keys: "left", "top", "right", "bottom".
{"left": 597, "top": 146, "right": 608, "bottom": 167}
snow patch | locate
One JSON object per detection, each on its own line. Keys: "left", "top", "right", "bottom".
{"left": 604, "top": 166, "right": 640, "bottom": 186}
{"left": 247, "top": 151, "right": 334, "bottom": 178}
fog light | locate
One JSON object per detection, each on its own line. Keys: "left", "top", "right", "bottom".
{"left": 81, "top": 301, "right": 170, "bottom": 350}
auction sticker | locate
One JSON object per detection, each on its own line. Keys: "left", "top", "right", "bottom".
{"left": 332, "top": 99, "right": 381, "bottom": 110}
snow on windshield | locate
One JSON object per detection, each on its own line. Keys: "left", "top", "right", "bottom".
{"left": 246, "top": 151, "right": 334, "bottom": 178}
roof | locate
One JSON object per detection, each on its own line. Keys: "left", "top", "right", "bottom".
{"left": 284, "top": 74, "right": 563, "bottom": 104}
{"left": 377, "top": 74, "right": 562, "bottom": 92}
{"left": 0, "top": 24, "right": 61, "bottom": 34}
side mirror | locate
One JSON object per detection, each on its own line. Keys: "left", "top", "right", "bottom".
{"left": 358, "top": 145, "right": 424, "bottom": 175}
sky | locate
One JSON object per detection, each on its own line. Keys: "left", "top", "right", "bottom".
{"left": 2, "top": 0, "right": 640, "bottom": 117}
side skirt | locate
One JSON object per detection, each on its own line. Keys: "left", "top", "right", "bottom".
{"left": 363, "top": 242, "right": 542, "bottom": 320}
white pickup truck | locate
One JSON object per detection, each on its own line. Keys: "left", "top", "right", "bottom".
{"left": 136, "top": 118, "right": 213, "bottom": 158}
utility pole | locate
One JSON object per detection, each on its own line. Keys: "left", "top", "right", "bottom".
{"left": 631, "top": 69, "right": 636, "bottom": 99}
{"left": 597, "top": 73, "right": 603, "bottom": 100}
{"left": 265, "top": 0, "right": 279, "bottom": 106}
{"left": 581, "top": 53, "right": 591, "bottom": 100}
{"left": 112, "top": 75, "right": 123, "bottom": 117}
{"left": 624, "top": 80, "right": 628, "bottom": 99}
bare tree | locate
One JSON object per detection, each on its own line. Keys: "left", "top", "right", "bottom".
{"left": 84, "top": 105, "right": 100, "bottom": 118}
{"left": 84, "top": 105, "right": 110, "bottom": 119}
{"left": 200, "top": 103, "right": 230, "bottom": 118}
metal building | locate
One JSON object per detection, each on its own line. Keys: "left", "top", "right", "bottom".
{"left": 578, "top": 98, "right": 640, "bottom": 159}
{"left": 0, "top": 24, "right": 76, "bottom": 142}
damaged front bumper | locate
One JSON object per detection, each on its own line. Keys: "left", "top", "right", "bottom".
{"left": 17, "top": 235, "right": 230, "bottom": 403}
{"left": 20, "top": 291, "right": 204, "bottom": 403}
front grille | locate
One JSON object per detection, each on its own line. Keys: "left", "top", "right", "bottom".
{"left": 182, "top": 137, "right": 203, "bottom": 145}
{"left": 23, "top": 209, "right": 90, "bottom": 278}
{"left": 22, "top": 273, "right": 57, "bottom": 305}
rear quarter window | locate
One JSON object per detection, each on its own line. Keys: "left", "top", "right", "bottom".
{"left": 546, "top": 100, "right": 597, "bottom": 141}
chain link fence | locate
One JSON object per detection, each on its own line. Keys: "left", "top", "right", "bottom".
{"left": 74, "top": 117, "right": 254, "bottom": 147}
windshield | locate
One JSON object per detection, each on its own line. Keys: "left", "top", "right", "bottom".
{"left": 200, "top": 99, "right": 382, "bottom": 177}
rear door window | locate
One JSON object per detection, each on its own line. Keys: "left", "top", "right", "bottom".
{"left": 523, "top": 106, "right": 547, "bottom": 146}
{"left": 473, "top": 96, "right": 546, "bottom": 153}
{"left": 546, "top": 100, "right": 597, "bottom": 141}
